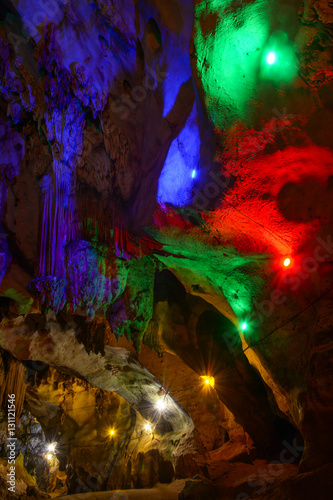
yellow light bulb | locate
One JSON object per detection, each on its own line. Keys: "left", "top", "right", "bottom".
{"left": 201, "top": 375, "right": 215, "bottom": 388}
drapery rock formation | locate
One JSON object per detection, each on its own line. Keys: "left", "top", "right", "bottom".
{"left": 0, "top": 0, "right": 333, "bottom": 498}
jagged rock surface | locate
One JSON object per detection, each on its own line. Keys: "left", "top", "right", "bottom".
{"left": 0, "top": 0, "right": 333, "bottom": 498}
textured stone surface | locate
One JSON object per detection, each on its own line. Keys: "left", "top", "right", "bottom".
{"left": 0, "top": 0, "right": 332, "bottom": 498}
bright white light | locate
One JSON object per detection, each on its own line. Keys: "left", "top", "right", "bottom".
{"left": 156, "top": 399, "right": 167, "bottom": 412}
{"left": 201, "top": 375, "right": 215, "bottom": 388}
{"left": 46, "top": 454, "right": 53, "bottom": 461}
{"left": 267, "top": 52, "right": 276, "bottom": 65}
{"left": 47, "top": 443, "right": 56, "bottom": 453}
{"left": 192, "top": 170, "right": 196, "bottom": 179}
{"left": 241, "top": 322, "right": 247, "bottom": 331}
{"left": 144, "top": 423, "right": 152, "bottom": 432}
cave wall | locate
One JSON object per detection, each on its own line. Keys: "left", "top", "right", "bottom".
{"left": 0, "top": 0, "right": 332, "bottom": 497}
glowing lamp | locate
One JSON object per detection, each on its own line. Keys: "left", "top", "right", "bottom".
{"left": 201, "top": 375, "right": 215, "bottom": 388}
{"left": 192, "top": 170, "right": 196, "bottom": 179}
{"left": 266, "top": 51, "right": 277, "bottom": 65}
{"left": 110, "top": 429, "right": 115, "bottom": 436}
{"left": 241, "top": 322, "right": 247, "bottom": 331}
{"left": 47, "top": 443, "right": 56, "bottom": 453}
{"left": 144, "top": 423, "right": 152, "bottom": 432}
{"left": 156, "top": 399, "right": 167, "bottom": 412}
{"left": 283, "top": 258, "right": 291, "bottom": 267}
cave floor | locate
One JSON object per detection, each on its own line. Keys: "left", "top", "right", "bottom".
{"left": 57, "top": 479, "right": 186, "bottom": 499}
{"left": 53, "top": 460, "right": 298, "bottom": 499}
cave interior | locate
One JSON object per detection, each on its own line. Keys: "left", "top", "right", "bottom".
{"left": 0, "top": 0, "right": 333, "bottom": 499}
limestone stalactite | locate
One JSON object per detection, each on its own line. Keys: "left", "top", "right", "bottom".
{"left": 0, "top": 0, "right": 333, "bottom": 498}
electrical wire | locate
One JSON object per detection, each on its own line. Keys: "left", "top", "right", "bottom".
{"left": 240, "top": 283, "right": 333, "bottom": 356}
{"left": 168, "top": 382, "right": 201, "bottom": 394}
{"left": 223, "top": 198, "right": 291, "bottom": 251}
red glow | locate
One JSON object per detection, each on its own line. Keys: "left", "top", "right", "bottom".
{"left": 153, "top": 143, "right": 333, "bottom": 267}
{"left": 202, "top": 144, "right": 333, "bottom": 256}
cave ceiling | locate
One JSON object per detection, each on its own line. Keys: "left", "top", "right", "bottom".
{"left": 0, "top": 0, "right": 333, "bottom": 498}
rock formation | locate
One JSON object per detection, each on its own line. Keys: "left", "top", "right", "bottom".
{"left": 0, "top": 0, "right": 333, "bottom": 498}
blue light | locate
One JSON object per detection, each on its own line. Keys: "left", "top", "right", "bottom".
{"left": 157, "top": 104, "right": 200, "bottom": 207}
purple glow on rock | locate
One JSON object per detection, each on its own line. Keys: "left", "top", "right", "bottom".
{"left": 157, "top": 103, "right": 200, "bottom": 207}
{"left": 28, "top": 277, "right": 66, "bottom": 314}
{"left": 15, "top": 0, "right": 136, "bottom": 97}
{"left": 0, "top": 120, "right": 24, "bottom": 280}
{"left": 38, "top": 100, "right": 85, "bottom": 279}
{"left": 161, "top": 0, "right": 194, "bottom": 117}
{"left": 66, "top": 241, "right": 119, "bottom": 320}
